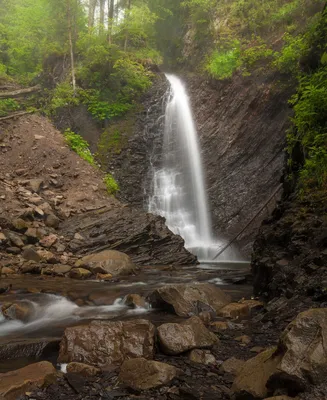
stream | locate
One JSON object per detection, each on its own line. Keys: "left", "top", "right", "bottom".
{"left": 0, "top": 261, "right": 251, "bottom": 372}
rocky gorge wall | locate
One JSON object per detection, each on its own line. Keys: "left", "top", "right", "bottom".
{"left": 101, "top": 72, "right": 294, "bottom": 257}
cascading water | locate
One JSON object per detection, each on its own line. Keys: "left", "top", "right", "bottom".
{"left": 148, "top": 74, "right": 236, "bottom": 261}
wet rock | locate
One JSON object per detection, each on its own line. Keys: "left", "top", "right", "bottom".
{"left": 96, "top": 273, "right": 113, "bottom": 281}
{"left": 22, "top": 247, "right": 41, "bottom": 262}
{"left": 45, "top": 214, "right": 60, "bottom": 228}
{"left": 58, "top": 319, "right": 155, "bottom": 368}
{"left": 1, "top": 267, "right": 15, "bottom": 275}
{"left": 2, "top": 302, "right": 34, "bottom": 322}
{"left": 75, "top": 250, "right": 135, "bottom": 277}
{"left": 218, "top": 303, "right": 250, "bottom": 319}
{"left": 269, "top": 308, "right": 327, "bottom": 391}
{"left": 0, "top": 361, "right": 57, "bottom": 400}
{"left": 148, "top": 283, "right": 231, "bottom": 317}
{"left": 39, "top": 234, "right": 58, "bottom": 248}
{"left": 220, "top": 357, "right": 245, "bottom": 375}
{"left": 241, "top": 299, "right": 264, "bottom": 312}
{"left": 124, "top": 294, "right": 146, "bottom": 308}
{"left": 69, "top": 268, "right": 92, "bottom": 280}
{"left": 188, "top": 349, "right": 216, "bottom": 365}
{"left": 119, "top": 358, "right": 179, "bottom": 391}
{"left": 66, "top": 362, "right": 100, "bottom": 377}
{"left": 0, "top": 338, "right": 60, "bottom": 362}
{"left": 232, "top": 347, "right": 282, "bottom": 400}
{"left": 209, "top": 321, "right": 229, "bottom": 332}
{"left": 157, "top": 316, "right": 218, "bottom": 355}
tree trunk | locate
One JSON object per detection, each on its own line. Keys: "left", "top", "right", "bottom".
{"left": 99, "top": 0, "right": 106, "bottom": 33}
{"left": 88, "top": 0, "right": 97, "bottom": 30}
{"left": 124, "top": 0, "right": 131, "bottom": 51}
{"left": 67, "top": 0, "right": 76, "bottom": 95}
{"left": 108, "top": 0, "right": 114, "bottom": 43}
{"left": 0, "top": 86, "right": 41, "bottom": 99}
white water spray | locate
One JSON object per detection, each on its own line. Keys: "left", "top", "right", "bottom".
{"left": 149, "top": 74, "right": 235, "bottom": 261}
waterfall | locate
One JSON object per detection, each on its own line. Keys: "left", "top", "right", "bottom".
{"left": 148, "top": 74, "right": 234, "bottom": 262}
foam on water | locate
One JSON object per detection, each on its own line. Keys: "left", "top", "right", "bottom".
{"left": 0, "top": 294, "right": 150, "bottom": 338}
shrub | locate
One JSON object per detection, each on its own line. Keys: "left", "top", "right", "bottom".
{"left": 0, "top": 98, "right": 20, "bottom": 117}
{"left": 63, "top": 128, "right": 95, "bottom": 166}
{"left": 103, "top": 173, "right": 119, "bottom": 195}
{"left": 205, "top": 42, "right": 241, "bottom": 79}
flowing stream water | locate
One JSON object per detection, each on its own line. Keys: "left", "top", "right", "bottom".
{"left": 148, "top": 74, "right": 237, "bottom": 262}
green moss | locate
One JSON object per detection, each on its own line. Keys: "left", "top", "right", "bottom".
{"left": 103, "top": 173, "right": 119, "bottom": 195}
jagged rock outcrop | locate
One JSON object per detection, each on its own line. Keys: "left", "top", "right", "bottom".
{"left": 187, "top": 74, "right": 293, "bottom": 255}
{"left": 60, "top": 206, "right": 196, "bottom": 265}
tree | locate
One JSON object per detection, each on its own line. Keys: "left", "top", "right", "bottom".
{"left": 99, "top": 0, "right": 106, "bottom": 33}
{"left": 88, "top": 0, "right": 97, "bottom": 30}
{"left": 108, "top": 0, "right": 115, "bottom": 43}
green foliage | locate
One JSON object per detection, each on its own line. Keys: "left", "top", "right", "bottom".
{"left": 205, "top": 42, "right": 241, "bottom": 79}
{"left": 241, "top": 40, "right": 274, "bottom": 72}
{"left": 63, "top": 128, "right": 95, "bottom": 166}
{"left": 0, "top": 99, "right": 20, "bottom": 117}
{"left": 103, "top": 173, "right": 119, "bottom": 195}
{"left": 274, "top": 33, "right": 309, "bottom": 74}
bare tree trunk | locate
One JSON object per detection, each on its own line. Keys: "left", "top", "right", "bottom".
{"left": 99, "top": 0, "right": 106, "bottom": 33}
{"left": 68, "top": 0, "right": 76, "bottom": 95}
{"left": 88, "top": 0, "right": 97, "bottom": 30}
{"left": 124, "top": 0, "right": 131, "bottom": 51}
{"left": 108, "top": 0, "right": 114, "bottom": 43}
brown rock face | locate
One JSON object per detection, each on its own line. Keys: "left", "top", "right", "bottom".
{"left": 75, "top": 250, "right": 134, "bottom": 277}
{"left": 119, "top": 358, "right": 179, "bottom": 391}
{"left": 66, "top": 362, "right": 100, "bottom": 377}
{"left": 148, "top": 283, "right": 231, "bottom": 317}
{"left": 58, "top": 320, "right": 155, "bottom": 367}
{"left": 232, "top": 347, "right": 282, "bottom": 400}
{"left": 0, "top": 361, "right": 57, "bottom": 400}
{"left": 272, "top": 308, "right": 327, "bottom": 388}
{"left": 157, "top": 316, "right": 218, "bottom": 355}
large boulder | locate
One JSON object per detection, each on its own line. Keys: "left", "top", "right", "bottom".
{"left": 75, "top": 250, "right": 135, "bottom": 277}
{"left": 270, "top": 308, "right": 327, "bottom": 391}
{"left": 148, "top": 283, "right": 231, "bottom": 317}
{"left": 220, "top": 357, "right": 245, "bottom": 375}
{"left": 0, "top": 361, "right": 57, "bottom": 400}
{"left": 119, "top": 358, "right": 179, "bottom": 391}
{"left": 58, "top": 319, "right": 155, "bottom": 368}
{"left": 232, "top": 347, "right": 282, "bottom": 400}
{"left": 157, "top": 316, "right": 218, "bottom": 355}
